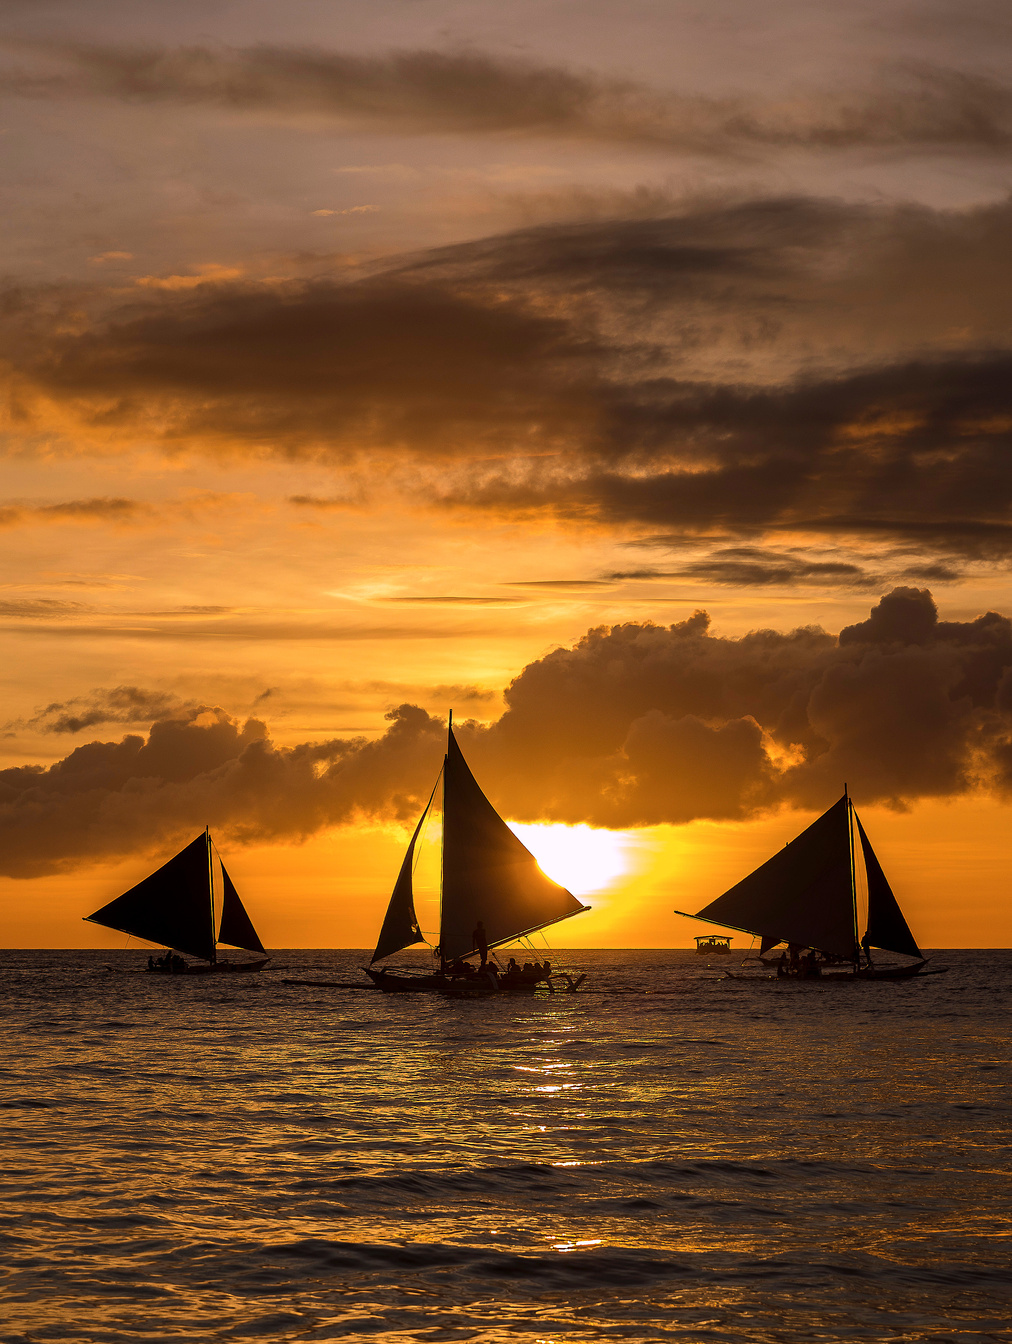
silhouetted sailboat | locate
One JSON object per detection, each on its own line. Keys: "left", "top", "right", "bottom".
{"left": 675, "top": 790, "right": 941, "bottom": 979}
{"left": 85, "top": 830, "right": 269, "bottom": 973}
{"left": 366, "top": 716, "right": 588, "bottom": 993}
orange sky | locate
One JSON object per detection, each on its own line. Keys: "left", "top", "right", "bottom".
{"left": 2, "top": 1, "right": 1012, "bottom": 948}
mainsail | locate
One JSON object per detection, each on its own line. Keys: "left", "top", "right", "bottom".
{"left": 678, "top": 793, "right": 921, "bottom": 961}
{"left": 85, "top": 830, "right": 264, "bottom": 962}
{"left": 370, "top": 722, "right": 587, "bottom": 964}
{"left": 690, "top": 796, "right": 856, "bottom": 959}
{"left": 440, "top": 728, "right": 587, "bottom": 960}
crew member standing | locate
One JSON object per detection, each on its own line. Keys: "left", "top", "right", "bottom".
{"left": 473, "top": 919, "right": 489, "bottom": 966}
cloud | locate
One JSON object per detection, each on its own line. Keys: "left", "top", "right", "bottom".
{"left": 0, "top": 598, "right": 88, "bottom": 618}
{"left": 607, "top": 547, "right": 879, "bottom": 588}
{"left": 3, "top": 589, "right": 1012, "bottom": 875}
{"left": 4, "top": 196, "right": 1012, "bottom": 570}
{"left": 0, "top": 703, "right": 445, "bottom": 877}
{"left": 6, "top": 272, "right": 599, "bottom": 457}
{"left": 383, "top": 595, "right": 525, "bottom": 605}
{"left": 22, "top": 686, "right": 184, "bottom": 734}
{"left": 505, "top": 580, "right": 616, "bottom": 590}
{"left": 311, "top": 206, "right": 377, "bottom": 217}
{"left": 7, "top": 42, "right": 1012, "bottom": 154}
{"left": 0, "top": 498, "right": 148, "bottom": 528}
{"left": 135, "top": 263, "right": 243, "bottom": 290}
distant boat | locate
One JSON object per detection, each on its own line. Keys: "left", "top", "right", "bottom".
{"left": 84, "top": 830, "right": 269, "bottom": 974}
{"left": 675, "top": 790, "right": 942, "bottom": 980}
{"left": 365, "top": 715, "right": 588, "bottom": 994}
{"left": 695, "top": 935, "right": 732, "bottom": 955}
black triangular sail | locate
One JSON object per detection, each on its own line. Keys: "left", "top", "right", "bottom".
{"left": 370, "top": 778, "right": 438, "bottom": 963}
{"left": 85, "top": 832, "right": 215, "bottom": 962}
{"left": 217, "top": 861, "right": 266, "bottom": 953}
{"left": 855, "top": 813, "right": 921, "bottom": 958}
{"left": 689, "top": 796, "right": 858, "bottom": 959}
{"left": 439, "top": 727, "right": 587, "bottom": 961}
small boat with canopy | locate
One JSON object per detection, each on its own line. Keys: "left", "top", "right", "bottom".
{"left": 695, "top": 935, "right": 732, "bottom": 955}
{"left": 84, "top": 829, "right": 269, "bottom": 973}
{"left": 675, "top": 789, "right": 942, "bottom": 980}
{"left": 366, "top": 715, "right": 588, "bottom": 994}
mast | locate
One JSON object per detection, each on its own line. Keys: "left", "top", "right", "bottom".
{"left": 439, "top": 710, "right": 451, "bottom": 971}
{"left": 845, "top": 785, "right": 859, "bottom": 966}
{"left": 206, "top": 826, "right": 216, "bottom": 967}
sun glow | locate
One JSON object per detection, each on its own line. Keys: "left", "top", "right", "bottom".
{"left": 507, "top": 823, "right": 632, "bottom": 895}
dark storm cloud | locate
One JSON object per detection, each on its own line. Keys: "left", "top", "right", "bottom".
{"left": 4, "top": 197, "right": 1012, "bottom": 562}
{"left": 4, "top": 589, "right": 1012, "bottom": 875}
{"left": 6, "top": 42, "right": 1012, "bottom": 152}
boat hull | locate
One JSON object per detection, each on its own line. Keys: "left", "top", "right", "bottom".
{"left": 725, "top": 960, "right": 947, "bottom": 982}
{"left": 147, "top": 958, "right": 270, "bottom": 975}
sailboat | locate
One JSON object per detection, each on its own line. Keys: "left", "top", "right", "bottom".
{"left": 84, "top": 829, "right": 269, "bottom": 973}
{"left": 675, "top": 790, "right": 941, "bottom": 980}
{"left": 365, "top": 715, "right": 589, "bottom": 994}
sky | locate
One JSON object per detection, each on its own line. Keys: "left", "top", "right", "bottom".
{"left": 2, "top": 0, "right": 1012, "bottom": 949}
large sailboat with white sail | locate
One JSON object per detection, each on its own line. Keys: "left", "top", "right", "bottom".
{"left": 675, "top": 789, "right": 942, "bottom": 980}
{"left": 366, "top": 716, "right": 589, "bottom": 994}
{"left": 85, "top": 830, "right": 269, "bottom": 973}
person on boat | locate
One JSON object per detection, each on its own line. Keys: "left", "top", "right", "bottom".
{"left": 473, "top": 920, "right": 489, "bottom": 966}
{"left": 147, "top": 956, "right": 155, "bottom": 971}
{"left": 776, "top": 952, "right": 789, "bottom": 978}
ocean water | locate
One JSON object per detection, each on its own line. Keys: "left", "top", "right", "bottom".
{"left": 1, "top": 948, "right": 1010, "bottom": 1344}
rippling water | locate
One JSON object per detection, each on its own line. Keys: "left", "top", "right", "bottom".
{"left": 2, "top": 949, "right": 1010, "bottom": 1343}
